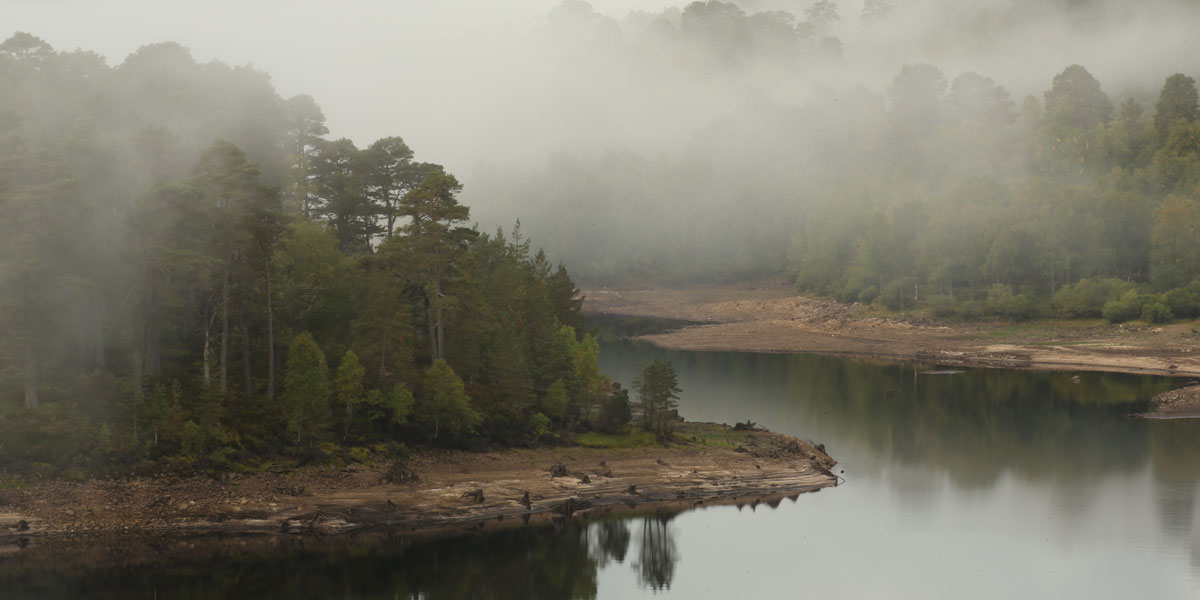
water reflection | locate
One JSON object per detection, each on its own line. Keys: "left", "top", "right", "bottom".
{"left": 0, "top": 514, "right": 684, "bottom": 600}
{"left": 634, "top": 514, "right": 678, "bottom": 591}
{"left": 598, "top": 339, "right": 1185, "bottom": 489}
{"left": 598, "top": 339, "right": 1200, "bottom": 590}
{"left": 3, "top": 341, "right": 1198, "bottom": 598}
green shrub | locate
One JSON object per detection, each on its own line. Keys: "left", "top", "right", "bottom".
{"left": 1161, "top": 282, "right": 1200, "bottom": 319}
{"left": 836, "top": 282, "right": 862, "bottom": 304}
{"left": 1052, "top": 278, "right": 1132, "bottom": 317}
{"left": 539, "top": 380, "right": 569, "bottom": 423}
{"left": 879, "top": 277, "right": 916, "bottom": 311}
{"left": 857, "top": 285, "right": 879, "bottom": 305}
{"left": 180, "top": 420, "right": 208, "bottom": 457}
{"left": 927, "top": 294, "right": 956, "bottom": 318}
{"left": 528, "top": 412, "right": 551, "bottom": 443}
{"left": 983, "top": 284, "right": 1035, "bottom": 319}
{"left": 1141, "top": 302, "right": 1173, "bottom": 324}
{"left": 595, "top": 391, "right": 632, "bottom": 434}
{"left": 955, "top": 299, "right": 984, "bottom": 320}
{"left": 1102, "top": 290, "right": 1143, "bottom": 323}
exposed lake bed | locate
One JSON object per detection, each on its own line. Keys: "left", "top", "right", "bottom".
{"left": 0, "top": 422, "right": 835, "bottom": 540}
{"left": 585, "top": 285, "right": 1200, "bottom": 378}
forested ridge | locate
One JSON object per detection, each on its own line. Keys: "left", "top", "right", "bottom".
{"left": 472, "top": 1, "right": 1200, "bottom": 322}
{"left": 788, "top": 64, "right": 1200, "bottom": 321}
{"left": 0, "top": 32, "right": 609, "bottom": 475}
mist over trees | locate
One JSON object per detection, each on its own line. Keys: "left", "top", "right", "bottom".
{"left": 0, "top": 32, "right": 603, "bottom": 474}
{"left": 462, "top": 1, "right": 1200, "bottom": 322}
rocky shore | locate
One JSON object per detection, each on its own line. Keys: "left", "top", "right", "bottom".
{"left": 0, "top": 423, "right": 836, "bottom": 540}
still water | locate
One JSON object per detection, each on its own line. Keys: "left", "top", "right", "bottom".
{"left": 3, "top": 339, "right": 1198, "bottom": 598}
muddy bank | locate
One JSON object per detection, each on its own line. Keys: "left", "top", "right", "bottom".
{"left": 0, "top": 423, "right": 836, "bottom": 539}
{"left": 1138, "top": 384, "right": 1200, "bottom": 418}
{"left": 584, "top": 286, "right": 1200, "bottom": 378}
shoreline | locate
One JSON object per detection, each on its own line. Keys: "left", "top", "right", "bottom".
{"left": 1137, "top": 385, "right": 1200, "bottom": 419}
{"left": 583, "top": 285, "right": 1200, "bottom": 379}
{"left": 0, "top": 423, "right": 837, "bottom": 540}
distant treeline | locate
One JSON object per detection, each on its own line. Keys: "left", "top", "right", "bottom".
{"left": 789, "top": 65, "right": 1200, "bottom": 321}
{"left": 0, "top": 32, "right": 608, "bottom": 475}
{"left": 471, "top": 1, "right": 1200, "bottom": 315}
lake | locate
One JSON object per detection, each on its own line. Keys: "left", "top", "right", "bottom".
{"left": 2, "top": 338, "right": 1197, "bottom": 598}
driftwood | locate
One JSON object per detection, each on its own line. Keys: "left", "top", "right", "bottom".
{"left": 384, "top": 461, "right": 420, "bottom": 484}
{"left": 460, "top": 489, "right": 485, "bottom": 503}
{"left": 551, "top": 497, "right": 593, "bottom": 517}
{"left": 549, "top": 463, "right": 568, "bottom": 478}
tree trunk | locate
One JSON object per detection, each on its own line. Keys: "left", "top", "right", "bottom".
{"left": 220, "top": 258, "right": 230, "bottom": 395}
{"left": 433, "top": 267, "right": 445, "bottom": 361}
{"left": 202, "top": 304, "right": 214, "bottom": 389}
{"left": 147, "top": 283, "right": 161, "bottom": 377}
{"left": 264, "top": 255, "right": 275, "bottom": 400}
{"left": 93, "top": 296, "right": 107, "bottom": 369}
{"left": 240, "top": 307, "right": 253, "bottom": 397}
{"left": 131, "top": 346, "right": 143, "bottom": 439}
{"left": 379, "top": 333, "right": 389, "bottom": 380}
{"left": 24, "top": 287, "right": 38, "bottom": 409}
{"left": 425, "top": 293, "right": 438, "bottom": 361}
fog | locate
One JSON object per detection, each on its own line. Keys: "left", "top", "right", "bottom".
{"left": 13, "top": 1, "right": 1198, "bottom": 167}
{"left": 9, "top": 0, "right": 1200, "bottom": 284}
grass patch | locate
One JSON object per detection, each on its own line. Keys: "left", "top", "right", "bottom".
{"left": 576, "top": 429, "right": 658, "bottom": 449}
{"left": 1, "top": 478, "right": 29, "bottom": 490}
{"left": 675, "top": 424, "right": 748, "bottom": 449}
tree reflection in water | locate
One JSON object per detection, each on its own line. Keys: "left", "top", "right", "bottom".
{"left": 0, "top": 514, "right": 683, "bottom": 599}
{"left": 634, "top": 513, "right": 679, "bottom": 591}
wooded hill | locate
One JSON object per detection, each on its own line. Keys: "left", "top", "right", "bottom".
{"left": 0, "top": 32, "right": 605, "bottom": 475}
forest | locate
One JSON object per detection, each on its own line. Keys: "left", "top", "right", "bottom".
{"left": 0, "top": 31, "right": 616, "bottom": 476}
{"left": 6, "top": 0, "right": 1200, "bottom": 476}
{"left": 469, "top": 0, "right": 1200, "bottom": 324}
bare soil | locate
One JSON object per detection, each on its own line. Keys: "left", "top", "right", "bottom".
{"left": 584, "top": 284, "right": 1200, "bottom": 378}
{"left": 0, "top": 423, "right": 836, "bottom": 539}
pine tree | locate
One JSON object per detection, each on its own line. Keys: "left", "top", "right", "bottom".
{"left": 633, "top": 358, "right": 682, "bottom": 436}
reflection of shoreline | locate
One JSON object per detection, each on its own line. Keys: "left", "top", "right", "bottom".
{"left": 0, "top": 507, "right": 723, "bottom": 597}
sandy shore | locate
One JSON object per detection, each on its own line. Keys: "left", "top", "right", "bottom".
{"left": 584, "top": 285, "right": 1200, "bottom": 378}
{"left": 0, "top": 423, "right": 836, "bottom": 539}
